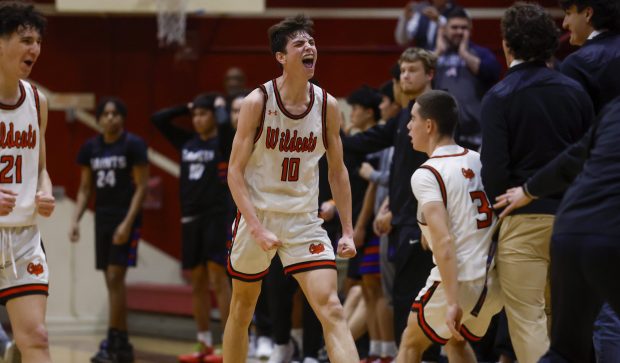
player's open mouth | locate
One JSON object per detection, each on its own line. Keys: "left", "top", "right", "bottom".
{"left": 302, "top": 55, "right": 314, "bottom": 68}
{"left": 23, "top": 60, "right": 34, "bottom": 67}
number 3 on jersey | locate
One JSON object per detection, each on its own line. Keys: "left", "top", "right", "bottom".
{"left": 281, "top": 157, "right": 300, "bottom": 182}
{"left": 469, "top": 191, "right": 492, "bottom": 229}
{"left": 97, "top": 169, "right": 116, "bottom": 188}
{"left": 0, "top": 155, "right": 22, "bottom": 183}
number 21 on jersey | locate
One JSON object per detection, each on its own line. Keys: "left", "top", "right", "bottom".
{"left": 0, "top": 155, "right": 22, "bottom": 183}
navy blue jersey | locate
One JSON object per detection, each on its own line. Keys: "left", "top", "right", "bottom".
{"left": 77, "top": 132, "right": 148, "bottom": 215}
{"left": 151, "top": 106, "right": 230, "bottom": 217}
{"left": 180, "top": 136, "right": 228, "bottom": 216}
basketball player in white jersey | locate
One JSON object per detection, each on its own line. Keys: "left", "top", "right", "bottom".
{"left": 224, "top": 15, "right": 359, "bottom": 363}
{"left": 396, "top": 90, "right": 502, "bottom": 363}
{"left": 0, "top": 2, "right": 54, "bottom": 363}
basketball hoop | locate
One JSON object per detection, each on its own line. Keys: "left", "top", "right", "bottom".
{"left": 156, "top": 0, "right": 188, "bottom": 47}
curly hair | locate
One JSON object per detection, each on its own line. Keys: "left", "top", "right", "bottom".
{"left": 268, "top": 14, "right": 314, "bottom": 55}
{"left": 501, "top": 3, "right": 559, "bottom": 62}
{"left": 0, "top": 1, "right": 46, "bottom": 37}
{"left": 559, "top": 0, "right": 620, "bottom": 31}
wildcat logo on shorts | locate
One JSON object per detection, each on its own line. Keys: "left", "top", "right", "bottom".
{"left": 27, "top": 262, "right": 44, "bottom": 276}
{"left": 461, "top": 168, "right": 475, "bottom": 180}
{"left": 309, "top": 243, "right": 325, "bottom": 254}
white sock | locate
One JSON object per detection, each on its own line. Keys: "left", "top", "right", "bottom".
{"left": 381, "top": 341, "right": 397, "bottom": 357}
{"left": 291, "top": 328, "right": 303, "bottom": 352}
{"left": 197, "top": 331, "right": 212, "bottom": 347}
{"left": 369, "top": 340, "right": 381, "bottom": 357}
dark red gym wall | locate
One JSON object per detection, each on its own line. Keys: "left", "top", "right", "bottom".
{"left": 32, "top": 0, "right": 562, "bottom": 259}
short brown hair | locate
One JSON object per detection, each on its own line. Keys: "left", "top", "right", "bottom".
{"left": 399, "top": 47, "right": 437, "bottom": 74}
{"left": 416, "top": 90, "right": 459, "bottom": 137}
{"left": 268, "top": 14, "right": 314, "bottom": 55}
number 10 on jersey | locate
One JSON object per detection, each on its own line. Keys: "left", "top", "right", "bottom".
{"left": 281, "top": 157, "right": 300, "bottom": 182}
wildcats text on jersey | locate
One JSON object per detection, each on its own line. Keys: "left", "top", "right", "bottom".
{"left": 0, "top": 121, "right": 37, "bottom": 149}
{"left": 265, "top": 127, "right": 317, "bottom": 153}
{"left": 90, "top": 156, "right": 127, "bottom": 170}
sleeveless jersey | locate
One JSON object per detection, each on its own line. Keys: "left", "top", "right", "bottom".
{"left": 245, "top": 80, "right": 327, "bottom": 213}
{"left": 0, "top": 80, "right": 41, "bottom": 227}
{"left": 410, "top": 145, "right": 496, "bottom": 281}
{"left": 77, "top": 132, "right": 148, "bottom": 215}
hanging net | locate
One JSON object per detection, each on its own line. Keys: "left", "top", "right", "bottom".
{"left": 156, "top": 0, "right": 188, "bottom": 47}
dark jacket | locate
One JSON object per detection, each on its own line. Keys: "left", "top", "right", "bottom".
{"left": 342, "top": 101, "right": 427, "bottom": 227}
{"left": 480, "top": 61, "right": 594, "bottom": 215}
{"left": 560, "top": 31, "right": 620, "bottom": 113}
{"left": 524, "top": 31, "right": 620, "bottom": 202}
{"left": 553, "top": 97, "right": 620, "bottom": 237}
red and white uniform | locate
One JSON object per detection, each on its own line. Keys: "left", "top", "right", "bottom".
{"left": 410, "top": 145, "right": 501, "bottom": 344}
{"left": 0, "top": 80, "right": 48, "bottom": 302}
{"left": 228, "top": 80, "right": 336, "bottom": 281}
{"left": 0, "top": 80, "right": 40, "bottom": 227}
{"left": 245, "top": 79, "right": 327, "bottom": 213}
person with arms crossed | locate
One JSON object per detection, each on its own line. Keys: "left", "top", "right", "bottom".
{"left": 70, "top": 98, "right": 148, "bottom": 363}
{"left": 0, "top": 2, "right": 54, "bottom": 362}
{"left": 223, "top": 14, "right": 359, "bottom": 363}
{"left": 396, "top": 90, "right": 501, "bottom": 363}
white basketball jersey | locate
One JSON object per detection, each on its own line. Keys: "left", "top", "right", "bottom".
{"left": 245, "top": 80, "right": 327, "bottom": 213}
{"left": 0, "top": 80, "right": 41, "bottom": 227}
{"left": 411, "top": 145, "right": 496, "bottom": 281}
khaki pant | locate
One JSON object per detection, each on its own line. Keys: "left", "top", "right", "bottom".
{"left": 497, "top": 214, "right": 553, "bottom": 363}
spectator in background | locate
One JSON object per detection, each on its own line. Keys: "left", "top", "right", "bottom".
{"left": 347, "top": 85, "right": 383, "bottom": 362}
{"left": 229, "top": 91, "right": 247, "bottom": 130}
{"left": 558, "top": 1, "right": 620, "bottom": 359}
{"left": 70, "top": 98, "right": 149, "bottom": 363}
{"left": 151, "top": 93, "right": 232, "bottom": 362}
{"left": 358, "top": 80, "right": 401, "bottom": 362}
{"left": 433, "top": 7, "right": 500, "bottom": 150}
{"left": 559, "top": 0, "right": 620, "bottom": 113}
{"left": 498, "top": 1, "right": 620, "bottom": 361}
{"left": 480, "top": 4, "right": 594, "bottom": 362}
{"left": 223, "top": 67, "right": 247, "bottom": 101}
{"left": 342, "top": 48, "right": 438, "bottom": 361}
{"left": 395, "top": 0, "right": 456, "bottom": 49}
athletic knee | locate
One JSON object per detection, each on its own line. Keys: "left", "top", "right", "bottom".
{"left": 210, "top": 273, "right": 230, "bottom": 294}
{"left": 362, "top": 280, "right": 383, "bottom": 302}
{"left": 318, "top": 295, "right": 346, "bottom": 324}
{"left": 105, "top": 268, "right": 126, "bottom": 287}
{"left": 228, "top": 289, "right": 258, "bottom": 326}
{"left": 400, "top": 317, "right": 430, "bottom": 352}
{"left": 190, "top": 271, "right": 209, "bottom": 293}
{"left": 15, "top": 324, "right": 48, "bottom": 352}
{"left": 400, "top": 326, "right": 425, "bottom": 350}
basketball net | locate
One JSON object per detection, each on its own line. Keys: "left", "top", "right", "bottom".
{"left": 156, "top": 0, "right": 188, "bottom": 47}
